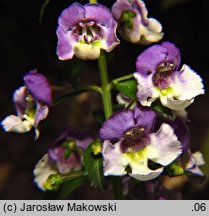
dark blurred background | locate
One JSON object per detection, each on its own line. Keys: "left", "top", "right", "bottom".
{"left": 0, "top": 0, "right": 209, "bottom": 199}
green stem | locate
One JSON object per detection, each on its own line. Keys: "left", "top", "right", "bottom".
{"left": 53, "top": 85, "right": 102, "bottom": 105}
{"left": 62, "top": 170, "right": 84, "bottom": 182}
{"left": 98, "top": 51, "right": 123, "bottom": 200}
{"left": 98, "top": 50, "right": 112, "bottom": 119}
{"left": 112, "top": 73, "right": 134, "bottom": 86}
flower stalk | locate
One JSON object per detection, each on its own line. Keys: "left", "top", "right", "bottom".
{"left": 98, "top": 50, "right": 123, "bottom": 199}
{"left": 98, "top": 50, "right": 113, "bottom": 119}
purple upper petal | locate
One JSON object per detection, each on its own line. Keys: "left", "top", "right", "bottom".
{"left": 56, "top": 27, "right": 76, "bottom": 60}
{"left": 112, "top": 0, "right": 131, "bottom": 20}
{"left": 161, "top": 42, "right": 181, "bottom": 70}
{"left": 23, "top": 69, "right": 52, "bottom": 107}
{"left": 112, "top": 0, "right": 148, "bottom": 25}
{"left": 136, "top": 44, "right": 167, "bottom": 75}
{"left": 132, "top": 0, "right": 149, "bottom": 25}
{"left": 84, "top": 3, "right": 120, "bottom": 50}
{"left": 99, "top": 106, "right": 157, "bottom": 141}
{"left": 99, "top": 109, "right": 134, "bottom": 141}
{"left": 133, "top": 106, "right": 157, "bottom": 132}
{"left": 58, "top": 2, "right": 85, "bottom": 31}
{"left": 136, "top": 42, "right": 181, "bottom": 76}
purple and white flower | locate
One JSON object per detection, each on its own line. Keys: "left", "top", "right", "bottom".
{"left": 134, "top": 41, "right": 204, "bottom": 110}
{"left": 185, "top": 151, "right": 205, "bottom": 177}
{"left": 1, "top": 69, "right": 52, "bottom": 139}
{"left": 34, "top": 127, "right": 93, "bottom": 190}
{"left": 112, "top": 0, "right": 163, "bottom": 44}
{"left": 100, "top": 106, "right": 182, "bottom": 181}
{"left": 56, "top": 2, "right": 120, "bottom": 60}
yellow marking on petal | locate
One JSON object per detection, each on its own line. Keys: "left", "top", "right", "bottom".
{"left": 124, "top": 147, "right": 148, "bottom": 165}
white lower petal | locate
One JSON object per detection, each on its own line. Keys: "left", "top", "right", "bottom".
{"left": 124, "top": 148, "right": 164, "bottom": 181}
{"left": 102, "top": 140, "right": 128, "bottom": 176}
{"left": 192, "top": 152, "right": 205, "bottom": 166}
{"left": 172, "top": 64, "right": 205, "bottom": 100}
{"left": 139, "top": 18, "right": 163, "bottom": 44}
{"left": 1, "top": 115, "right": 33, "bottom": 133}
{"left": 134, "top": 72, "right": 159, "bottom": 106}
{"left": 147, "top": 123, "right": 182, "bottom": 166}
{"left": 130, "top": 167, "right": 163, "bottom": 181}
{"left": 171, "top": 109, "right": 188, "bottom": 120}
{"left": 33, "top": 154, "right": 57, "bottom": 191}
{"left": 160, "top": 95, "right": 193, "bottom": 110}
{"left": 74, "top": 42, "right": 101, "bottom": 60}
{"left": 116, "top": 93, "right": 136, "bottom": 109}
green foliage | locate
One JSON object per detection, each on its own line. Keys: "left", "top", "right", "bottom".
{"left": 114, "top": 79, "right": 137, "bottom": 100}
{"left": 83, "top": 140, "right": 105, "bottom": 190}
{"left": 57, "top": 176, "right": 87, "bottom": 199}
{"left": 151, "top": 99, "right": 172, "bottom": 116}
{"left": 164, "top": 162, "right": 184, "bottom": 177}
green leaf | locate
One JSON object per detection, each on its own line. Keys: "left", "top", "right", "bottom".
{"left": 151, "top": 99, "right": 172, "bottom": 116}
{"left": 83, "top": 139, "right": 105, "bottom": 190}
{"left": 63, "top": 59, "right": 85, "bottom": 90}
{"left": 57, "top": 176, "right": 87, "bottom": 199}
{"left": 114, "top": 79, "right": 137, "bottom": 100}
{"left": 164, "top": 162, "right": 184, "bottom": 177}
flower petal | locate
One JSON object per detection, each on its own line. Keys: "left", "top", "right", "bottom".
{"left": 134, "top": 72, "right": 159, "bottom": 106}
{"left": 34, "top": 104, "right": 49, "bottom": 127}
{"left": 111, "top": 0, "right": 131, "bottom": 20}
{"left": 13, "top": 86, "right": 27, "bottom": 118}
{"left": 85, "top": 3, "right": 120, "bottom": 52}
{"left": 161, "top": 41, "right": 181, "bottom": 70}
{"left": 23, "top": 70, "right": 52, "bottom": 106}
{"left": 130, "top": 168, "right": 163, "bottom": 181}
{"left": 1, "top": 115, "right": 33, "bottom": 133}
{"left": 160, "top": 95, "right": 193, "bottom": 110}
{"left": 136, "top": 44, "right": 168, "bottom": 75}
{"left": 139, "top": 18, "right": 163, "bottom": 44}
{"left": 58, "top": 2, "right": 85, "bottom": 31}
{"left": 133, "top": 106, "right": 157, "bottom": 132}
{"left": 185, "top": 152, "right": 205, "bottom": 176}
{"left": 56, "top": 27, "right": 76, "bottom": 60}
{"left": 99, "top": 109, "right": 134, "bottom": 141}
{"left": 102, "top": 140, "right": 128, "bottom": 176}
{"left": 136, "top": 42, "right": 180, "bottom": 75}
{"left": 74, "top": 43, "right": 101, "bottom": 60}
{"left": 116, "top": 93, "right": 136, "bottom": 109}
{"left": 147, "top": 123, "right": 182, "bottom": 166}
{"left": 33, "top": 154, "right": 57, "bottom": 191}
{"left": 172, "top": 64, "right": 205, "bottom": 101}
{"left": 48, "top": 148, "right": 82, "bottom": 174}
